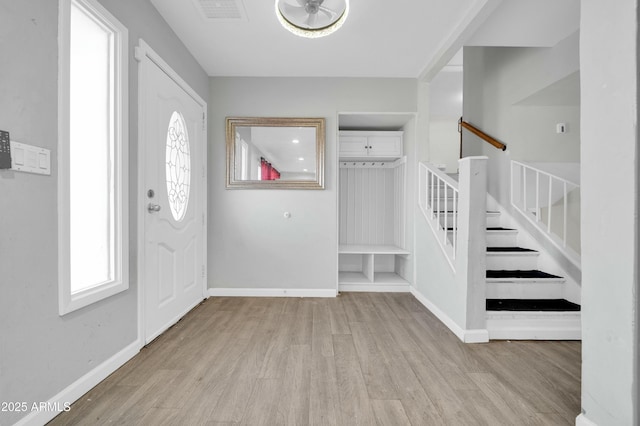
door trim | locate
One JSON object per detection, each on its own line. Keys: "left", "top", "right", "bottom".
{"left": 135, "top": 39, "right": 208, "bottom": 348}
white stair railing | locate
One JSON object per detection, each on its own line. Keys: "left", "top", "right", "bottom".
{"left": 511, "top": 161, "right": 581, "bottom": 267}
{"left": 419, "top": 163, "right": 459, "bottom": 270}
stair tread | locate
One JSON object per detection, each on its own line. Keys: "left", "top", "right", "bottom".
{"left": 486, "top": 270, "right": 562, "bottom": 279}
{"left": 487, "top": 299, "right": 580, "bottom": 312}
{"left": 487, "top": 247, "right": 538, "bottom": 253}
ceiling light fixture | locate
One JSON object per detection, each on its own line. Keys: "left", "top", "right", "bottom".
{"left": 292, "top": 139, "right": 300, "bottom": 144}
{"left": 275, "top": 0, "right": 349, "bottom": 39}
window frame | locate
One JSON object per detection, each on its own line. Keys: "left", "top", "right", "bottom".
{"left": 58, "top": 0, "right": 129, "bottom": 315}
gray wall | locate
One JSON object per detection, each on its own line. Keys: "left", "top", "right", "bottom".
{"left": 208, "top": 77, "right": 417, "bottom": 291}
{"left": 429, "top": 119, "right": 460, "bottom": 173}
{"left": 580, "top": 0, "right": 638, "bottom": 423}
{"left": 462, "top": 33, "right": 582, "bottom": 282}
{"left": 463, "top": 32, "right": 581, "bottom": 202}
{"left": 428, "top": 69, "right": 463, "bottom": 173}
{"left": 0, "top": 1, "right": 208, "bottom": 424}
{"left": 413, "top": 81, "right": 462, "bottom": 326}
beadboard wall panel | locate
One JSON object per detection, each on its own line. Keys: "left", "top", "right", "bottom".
{"left": 339, "top": 162, "right": 406, "bottom": 248}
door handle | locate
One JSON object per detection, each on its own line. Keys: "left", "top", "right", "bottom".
{"left": 147, "top": 203, "right": 161, "bottom": 213}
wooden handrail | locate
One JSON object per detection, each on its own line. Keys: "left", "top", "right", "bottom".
{"left": 458, "top": 118, "right": 507, "bottom": 151}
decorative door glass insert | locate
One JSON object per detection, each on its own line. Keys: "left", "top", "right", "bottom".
{"left": 165, "top": 111, "right": 191, "bottom": 221}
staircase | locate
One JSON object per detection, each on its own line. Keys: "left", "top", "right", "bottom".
{"left": 440, "top": 191, "right": 581, "bottom": 340}
{"left": 420, "top": 161, "right": 581, "bottom": 342}
{"left": 482, "top": 211, "right": 581, "bottom": 340}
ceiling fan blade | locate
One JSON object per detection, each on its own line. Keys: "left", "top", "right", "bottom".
{"left": 280, "top": 2, "right": 309, "bottom": 22}
{"left": 321, "top": 0, "right": 346, "bottom": 15}
{"left": 318, "top": 6, "right": 338, "bottom": 19}
{"left": 306, "top": 12, "right": 317, "bottom": 28}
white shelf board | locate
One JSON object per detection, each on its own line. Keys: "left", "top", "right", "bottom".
{"left": 339, "top": 271, "right": 410, "bottom": 287}
{"left": 338, "top": 244, "right": 410, "bottom": 255}
{"left": 373, "top": 272, "right": 410, "bottom": 285}
{"left": 339, "top": 283, "right": 410, "bottom": 293}
{"left": 338, "top": 271, "right": 371, "bottom": 284}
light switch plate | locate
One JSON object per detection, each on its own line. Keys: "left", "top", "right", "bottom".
{"left": 10, "top": 141, "right": 51, "bottom": 175}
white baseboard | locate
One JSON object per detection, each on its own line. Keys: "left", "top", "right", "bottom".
{"left": 575, "top": 413, "right": 597, "bottom": 426}
{"left": 463, "top": 328, "right": 491, "bottom": 343}
{"left": 339, "top": 284, "right": 410, "bottom": 293}
{"left": 409, "top": 286, "right": 489, "bottom": 343}
{"left": 14, "top": 340, "right": 140, "bottom": 426}
{"left": 208, "top": 288, "right": 337, "bottom": 298}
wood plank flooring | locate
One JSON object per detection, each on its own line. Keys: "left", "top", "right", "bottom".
{"left": 48, "top": 293, "right": 581, "bottom": 425}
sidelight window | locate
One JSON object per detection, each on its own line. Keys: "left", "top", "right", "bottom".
{"left": 58, "top": 0, "right": 129, "bottom": 314}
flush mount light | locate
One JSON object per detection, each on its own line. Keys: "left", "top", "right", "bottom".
{"left": 292, "top": 139, "right": 300, "bottom": 144}
{"left": 298, "top": 157, "right": 305, "bottom": 161}
{"left": 275, "top": 0, "right": 349, "bottom": 39}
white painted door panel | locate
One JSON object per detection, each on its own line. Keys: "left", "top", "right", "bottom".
{"left": 141, "top": 56, "right": 205, "bottom": 344}
{"left": 339, "top": 131, "right": 403, "bottom": 159}
{"left": 338, "top": 135, "right": 368, "bottom": 158}
{"left": 368, "top": 135, "right": 402, "bottom": 158}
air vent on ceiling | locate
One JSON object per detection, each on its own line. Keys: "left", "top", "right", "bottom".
{"left": 194, "top": 0, "right": 248, "bottom": 22}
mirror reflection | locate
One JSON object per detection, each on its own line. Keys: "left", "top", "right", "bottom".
{"left": 226, "top": 117, "right": 325, "bottom": 189}
{"left": 234, "top": 126, "right": 316, "bottom": 181}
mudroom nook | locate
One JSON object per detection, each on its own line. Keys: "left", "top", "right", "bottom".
{"left": 337, "top": 118, "right": 413, "bottom": 293}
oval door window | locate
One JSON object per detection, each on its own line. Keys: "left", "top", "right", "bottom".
{"left": 165, "top": 111, "right": 191, "bottom": 221}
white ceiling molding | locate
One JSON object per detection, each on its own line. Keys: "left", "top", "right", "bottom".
{"left": 418, "top": 0, "right": 503, "bottom": 83}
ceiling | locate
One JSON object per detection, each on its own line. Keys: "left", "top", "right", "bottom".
{"left": 150, "top": 0, "right": 581, "bottom": 79}
{"left": 466, "top": 0, "right": 580, "bottom": 47}
{"left": 150, "top": 0, "right": 478, "bottom": 78}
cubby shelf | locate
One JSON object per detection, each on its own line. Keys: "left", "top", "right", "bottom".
{"left": 338, "top": 244, "right": 410, "bottom": 291}
{"left": 338, "top": 128, "right": 410, "bottom": 293}
{"left": 339, "top": 244, "right": 410, "bottom": 255}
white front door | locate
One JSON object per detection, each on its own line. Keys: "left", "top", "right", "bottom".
{"left": 138, "top": 42, "right": 207, "bottom": 344}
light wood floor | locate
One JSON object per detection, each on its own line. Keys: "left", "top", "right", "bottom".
{"left": 49, "top": 293, "right": 581, "bottom": 425}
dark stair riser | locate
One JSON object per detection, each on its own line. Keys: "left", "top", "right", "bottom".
{"left": 487, "top": 299, "right": 580, "bottom": 312}
{"left": 486, "top": 270, "right": 563, "bottom": 279}
{"left": 447, "top": 227, "right": 515, "bottom": 231}
{"left": 487, "top": 247, "right": 537, "bottom": 253}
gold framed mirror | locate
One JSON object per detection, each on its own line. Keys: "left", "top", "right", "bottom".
{"left": 226, "top": 117, "right": 325, "bottom": 189}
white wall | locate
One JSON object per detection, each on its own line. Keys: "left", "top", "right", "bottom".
{"left": 208, "top": 77, "right": 417, "bottom": 292}
{"left": 413, "top": 80, "right": 483, "bottom": 335}
{"left": 462, "top": 33, "right": 582, "bottom": 282}
{"left": 463, "top": 33, "right": 581, "bottom": 198}
{"left": 428, "top": 68, "right": 463, "bottom": 173}
{"left": 0, "top": 1, "right": 208, "bottom": 424}
{"left": 579, "top": 0, "right": 639, "bottom": 424}
{"left": 429, "top": 120, "right": 460, "bottom": 173}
